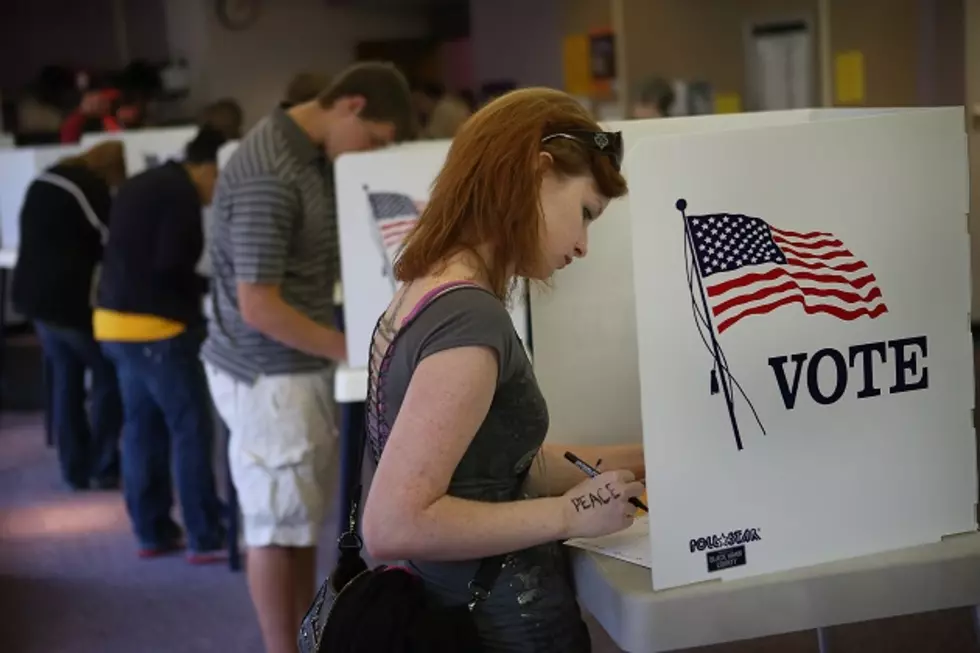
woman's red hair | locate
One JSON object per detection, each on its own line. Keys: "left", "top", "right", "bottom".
{"left": 393, "top": 87, "right": 628, "bottom": 300}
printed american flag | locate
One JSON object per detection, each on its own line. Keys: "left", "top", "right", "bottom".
{"left": 367, "top": 191, "right": 419, "bottom": 252}
{"left": 686, "top": 213, "right": 888, "bottom": 334}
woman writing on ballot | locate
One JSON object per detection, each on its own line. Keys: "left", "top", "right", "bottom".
{"left": 363, "top": 87, "right": 645, "bottom": 652}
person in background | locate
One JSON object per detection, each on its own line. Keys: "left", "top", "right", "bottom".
{"left": 11, "top": 141, "right": 126, "bottom": 491}
{"left": 361, "top": 88, "right": 645, "bottom": 651}
{"left": 457, "top": 88, "right": 478, "bottom": 112}
{"left": 410, "top": 80, "right": 444, "bottom": 133}
{"left": 201, "top": 61, "right": 416, "bottom": 653}
{"left": 199, "top": 98, "right": 244, "bottom": 141}
{"left": 59, "top": 88, "right": 123, "bottom": 143}
{"left": 631, "top": 76, "right": 676, "bottom": 119}
{"left": 283, "top": 71, "right": 331, "bottom": 107}
{"left": 94, "top": 127, "right": 228, "bottom": 563}
{"left": 422, "top": 91, "right": 472, "bottom": 139}
{"left": 114, "top": 92, "right": 147, "bottom": 130}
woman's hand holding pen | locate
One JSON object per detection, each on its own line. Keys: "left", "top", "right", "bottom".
{"left": 561, "top": 470, "right": 645, "bottom": 539}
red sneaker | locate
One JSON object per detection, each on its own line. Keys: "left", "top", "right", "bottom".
{"left": 186, "top": 549, "right": 229, "bottom": 565}
{"left": 138, "top": 541, "right": 185, "bottom": 559}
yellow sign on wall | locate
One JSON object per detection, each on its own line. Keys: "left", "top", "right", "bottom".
{"left": 835, "top": 51, "right": 866, "bottom": 104}
{"left": 563, "top": 35, "right": 592, "bottom": 96}
{"left": 714, "top": 93, "right": 743, "bottom": 114}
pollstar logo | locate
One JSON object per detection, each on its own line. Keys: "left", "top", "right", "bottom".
{"left": 689, "top": 528, "right": 762, "bottom": 553}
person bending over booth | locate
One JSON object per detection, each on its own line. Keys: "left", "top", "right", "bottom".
{"left": 631, "top": 76, "right": 675, "bottom": 119}
{"left": 360, "top": 88, "right": 646, "bottom": 652}
{"left": 201, "top": 62, "right": 416, "bottom": 653}
{"left": 12, "top": 141, "right": 126, "bottom": 491}
{"left": 94, "top": 127, "right": 228, "bottom": 563}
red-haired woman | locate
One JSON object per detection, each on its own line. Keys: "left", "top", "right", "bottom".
{"left": 362, "top": 87, "right": 645, "bottom": 651}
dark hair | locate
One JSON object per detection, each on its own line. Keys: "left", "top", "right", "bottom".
{"left": 284, "top": 71, "right": 331, "bottom": 106}
{"left": 636, "top": 76, "right": 675, "bottom": 115}
{"left": 185, "top": 126, "right": 227, "bottom": 164}
{"left": 411, "top": 81, "right": 444, "bottom": 101}
{"left": 394, "top": 87, "right": 628, "bottom": 300}
{"left": 456, "top": 88, "right": 477, "bottom": 112}
{"left": 317, "top": 62, "right": 417, "bottom": 142}
{"left": 199, "top": 98, "right": 244, "bottom": 140}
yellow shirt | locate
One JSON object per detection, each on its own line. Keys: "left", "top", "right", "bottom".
{"left": 93, "top": 308, "right": 185, "bottom": 342}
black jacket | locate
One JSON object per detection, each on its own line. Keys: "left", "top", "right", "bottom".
{"left": 97, "top": 161, "right": 209, "bottom": 326}
{"left": 12, "top": 163, "right": 110, "bottom": 331}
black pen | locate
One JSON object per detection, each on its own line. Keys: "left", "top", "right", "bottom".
{"left": 563, "top": 451, "right": 648, "bottom": 513}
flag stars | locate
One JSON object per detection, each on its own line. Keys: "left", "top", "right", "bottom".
{"left": 686, "top": 213, "right": 789, "bottom": 276}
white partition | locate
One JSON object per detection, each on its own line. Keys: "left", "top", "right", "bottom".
{"left": 197, "top": 139, "right": 242, "bottom": 277}
{"left": 82, "top": 126, "right": 197, "bottom": 177}
{"left": 529, "top": 109, "right": 903, "bottom": 446}
{"left": 218, "top": 140, "right": 239, "bottom": 169}
{"left": 628, "top": 107, "right": 974, "bottom": 589}
{"left": 0, "top": 144, "right": 80, "bottom": 249}
{"left": 336, "top": 140, "right": 530, "bottom": 368}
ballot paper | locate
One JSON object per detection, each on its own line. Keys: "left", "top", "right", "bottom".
{"left": 564, "top": 516, "right": 652, "bottom": 569}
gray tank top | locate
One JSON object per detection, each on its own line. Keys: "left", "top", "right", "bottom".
{"left": 366, "top": 283, "right": 591, "bottom": 653}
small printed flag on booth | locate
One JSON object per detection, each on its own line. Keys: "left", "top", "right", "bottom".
{"left": 366, "top": 190, "right": 420, "bottom": 289}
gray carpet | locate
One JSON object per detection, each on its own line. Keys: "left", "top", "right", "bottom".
{"left": 0, "top": 411, "right": 623, "bottom": 653}
{"left": 0, "top": 412, "right": 264, "bottom": 652}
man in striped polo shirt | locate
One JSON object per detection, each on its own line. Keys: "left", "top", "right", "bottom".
{"left": 202, "top": 62, "right": 414, "bottom": 653}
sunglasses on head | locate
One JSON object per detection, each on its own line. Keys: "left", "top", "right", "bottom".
{"left": 541, "top": 130, "right": 624, "bottom": 171}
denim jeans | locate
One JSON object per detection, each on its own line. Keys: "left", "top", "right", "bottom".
{"left": 102, "top": 327, "right": 224, "bottom": 552}
{"left": 35, "top": 322, "right": 122, "bottom": 489}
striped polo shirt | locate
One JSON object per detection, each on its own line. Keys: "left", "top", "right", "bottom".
{"left": 201, "top": 107, "right": 337, "bottom": 384}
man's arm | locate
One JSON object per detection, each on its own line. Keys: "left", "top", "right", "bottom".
{"left": 231, "top": 176, "right": 347, "bottom": 363}
{"left": 238, "top": 283, "right": 346, "bottom": 361}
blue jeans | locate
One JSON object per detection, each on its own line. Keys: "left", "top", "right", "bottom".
{"left": 102, "top": 327, "right": 224, "bottom": 552}
{"left": 35, "top": 322, "right": 122, "bottom": 489}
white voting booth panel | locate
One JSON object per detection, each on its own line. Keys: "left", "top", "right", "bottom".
{"left": 0, "top": 144, "right": 79, "bottom": 249}
{"left": 81, "top": 126, "right": 197, "bottom": 177}
{"left": 218, "top": 140, "right": 240, "bottom": 169}
{"left": 628, "top": 107, "right": 975, "bottom": 590}
{"left": 336, "top": 140, "right": 530, "bottom": 369}
{"left": 531, "top": 110, "right": 849, "bottom": 446}
{"left": 196, "top": 139, "right": 242, "bottom": 277}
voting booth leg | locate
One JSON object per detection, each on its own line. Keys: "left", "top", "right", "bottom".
{"left": 337, "top": 401, "right": 365, "bottom": 537}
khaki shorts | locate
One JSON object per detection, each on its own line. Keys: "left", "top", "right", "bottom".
{"left": 205, "top": 363, "right": 339, "bottom": 548}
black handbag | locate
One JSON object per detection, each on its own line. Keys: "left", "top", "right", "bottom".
{"left": 297, "top": 408, "right": 507, "bottom": 653}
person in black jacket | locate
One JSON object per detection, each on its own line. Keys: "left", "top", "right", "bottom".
{"left": 95, "top": 127, "right": 227, "bottom": 562}
{"left": 12, "top": 141, "right": 127, "bottom": 490}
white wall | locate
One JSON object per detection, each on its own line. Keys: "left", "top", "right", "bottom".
{"left": 164, "top": 0, "right": 428, "bottom": 127}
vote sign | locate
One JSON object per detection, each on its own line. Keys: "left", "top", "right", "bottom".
{"left": 628, "top": 108, "right": 976, "bottom": 589}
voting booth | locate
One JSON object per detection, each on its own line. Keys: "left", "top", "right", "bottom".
{"left": 0, "top": 144, "right": 79, "bottom": 249}
{"left": 335, "top": 140, "right": 530, "bottom": 369}
{"left": 628, "top": 107, "right": 975, "bottom": 589}
{"left": 81, "top": 126, "right": 197, "bottom": 177}
{"left": 218, "top": 140, "right": 240, "bottom": 169}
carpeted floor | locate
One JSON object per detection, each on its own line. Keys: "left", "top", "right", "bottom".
{"left": 0, "top": 411, "right": 624, "bottom": 653}
{"left": 0, "top": 412, "right": 268, "bottom": 652}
